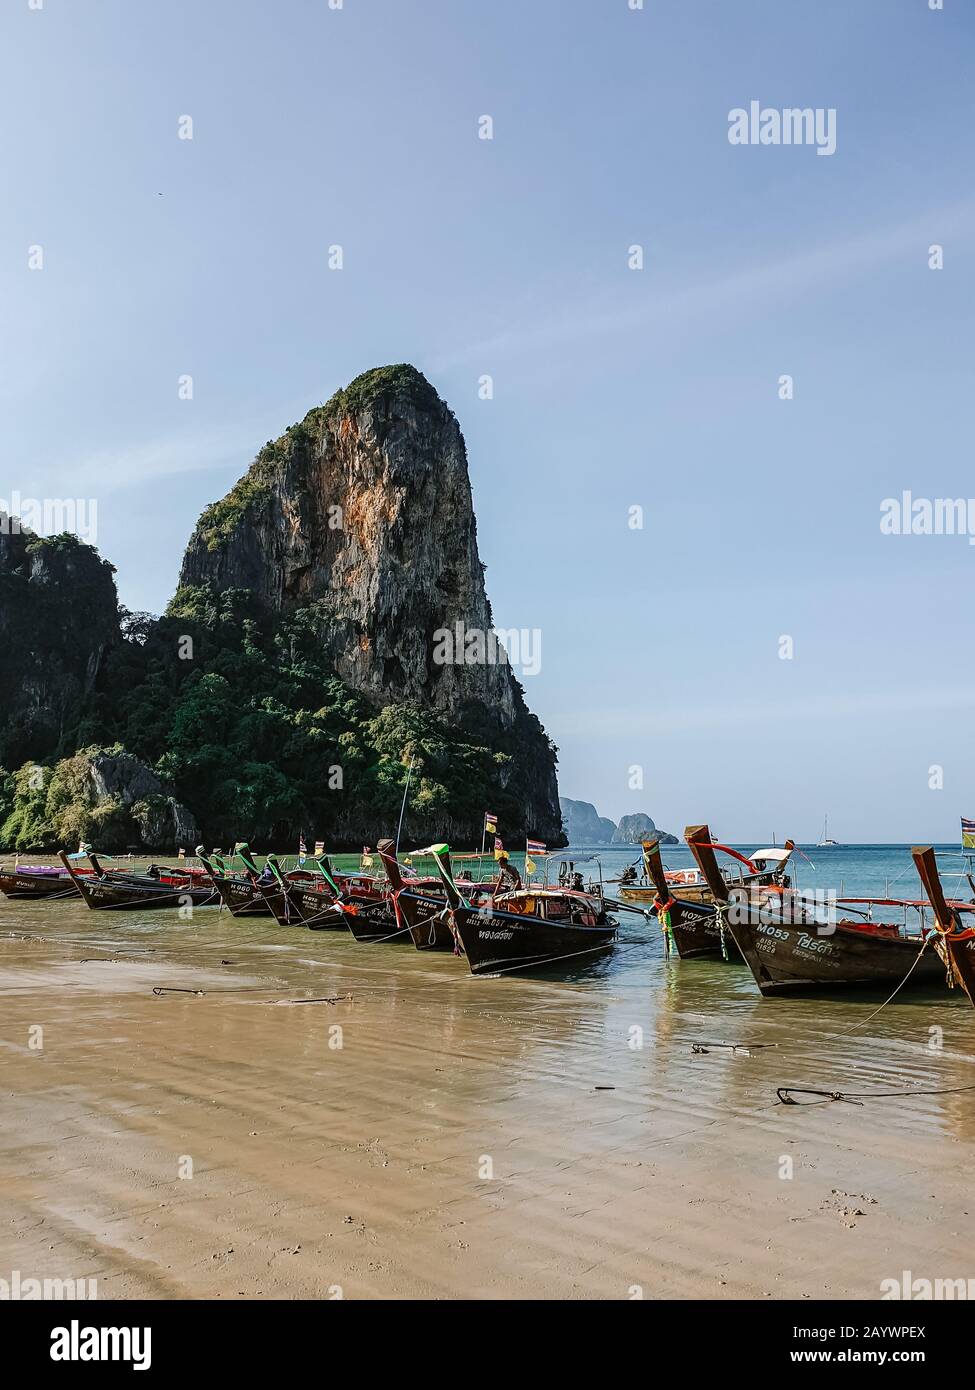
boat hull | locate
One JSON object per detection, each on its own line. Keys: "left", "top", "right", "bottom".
{"left": 0, "top": 870, "right": 80, "bottom": 900}
{"left": 276, "top": 884, "right": 345, "bottom": 930}
{"left": 340, "top": 894, "right": 402, "bottom": 942}
{"left": 211, "top": 876, "right": 273, "bottom": 917}
{"left": 938, "top": 930, "right": 975, "bottom": 1007}
{"left": 665, "top": 900, "right": 742, "bottom": 960}
{"left": 729, "top": 915, "right": 946, "bottom": 995}
{"left": 449, "top": 904, "right": 615, "bottom": 975}
{"left": 73, "top": 876, "right": 219, "bottom": 911}
{"left": 397, "top": 891, "right": 461, "bottom": 951}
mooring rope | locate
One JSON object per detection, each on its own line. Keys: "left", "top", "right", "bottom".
{"left": 777, "top": 1081, "right": 975, "bottom": 1107}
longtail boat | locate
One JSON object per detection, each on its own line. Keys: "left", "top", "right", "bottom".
{"left": 0, "top": 864, "right": 91, "bottom": 900}
{"left": 416, "top": 844, "right": 616, "bottom": 976}
{"left": 684, "top": 825, "right": 945, "bottom": 995}
{"left": 59, "top": 851, "right": 219, "bottom": 911}
{"left": 912, "top": 846, "right": 975, "bottom": 1007}
{"left": 637, "top": 838, "right": 726, "bottom": 959}
{"left": 270, "top": 846, "right": 403, "bottom": 941}
{"left": 375, "top": 844, "right": 453, "bottom": 948}
{"left": 618, "top": 838, "right": 795, "bottom": 906}
{"left": 198, "top": 848, "right": 274, "bottom": 917}
{"left": 260, "top": 854, "right": 345, "bottom": 929}
{"left": 378, "top": 842, "right": 497, "bottom": 950}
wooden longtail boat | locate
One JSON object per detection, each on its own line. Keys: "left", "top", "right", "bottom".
{"left": 618, "top": 838, "right": 794, "bottom": 906}
{"left": 376, "top": 844, "right": 457, "bottom": 948}
{"left": 638, "top": 838, "right": 727, "bottom": 959}
{"left": 426, "top": 844, "right": 616, "bottom": 976}
{"left": 0, "top": 865, "right": 88, "bottom": 900}
{"left": 684, "top": 825, "right": 945, "bottom": 995}
{"left": 912, "top": 846, "right": 975, "bottom": 1007}
{"left": 198, "top": 849, "right": 274, "bottom": 917}
{"left": 261, "top": 854, "right": 345, "bottom": 929}
{"left": 59, "top": 851, "right": 219, "bottom": 911}
{"left": 378, "top": 843, "right": 497, "bottom": 949}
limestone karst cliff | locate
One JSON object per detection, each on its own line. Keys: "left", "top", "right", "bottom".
{"left": 0, "top": 367, "right": 564, "bottom": 850}
{"left": 174, "top": 364, "right": 563, "bottom": 845}
{"left": 0, "top": 523, "right": 120, "bottom": 769}
{"left": 559, "top": 798, "right": 618, "bottom": 845}
{"left": 612, "top": 813, "right": 677, "bottom": 846}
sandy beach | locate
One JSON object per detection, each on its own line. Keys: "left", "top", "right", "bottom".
{"left": 2, "top": 892, "right": 974, "bottom": 1302}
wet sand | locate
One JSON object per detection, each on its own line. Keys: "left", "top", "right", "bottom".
{"left": 2, "top": 894, "right": 974, "bottom": 1300}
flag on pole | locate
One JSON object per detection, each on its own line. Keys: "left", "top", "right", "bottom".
{"left": 483, "top": 811, "right": 497, "bottom": 836}
{"left": 962, "top": 817, "right": 975, "bottom": 850}
{"left": 314, "top": 840, "right": 324, "bottom": 857}
{"left": 178, "top": 847, "right": 185, "bottom": 861}
{"left": 525, "top": 838, "right": 545, "bottom": 875}
{"left": 493, "top": 835, "right": 505, "bottom": 860}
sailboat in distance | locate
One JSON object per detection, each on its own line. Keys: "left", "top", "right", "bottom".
{"left": 817, "top": 815, "right": 839, "bottom": 847}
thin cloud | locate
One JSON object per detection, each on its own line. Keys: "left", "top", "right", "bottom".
{"left": 431, "top": 199, "right": 975, "bottom": 371}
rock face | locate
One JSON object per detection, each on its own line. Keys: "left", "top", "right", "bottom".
{"left": 86, "top": 749, "right": 199, "bottom": 849}
{"left": 612, "top": 813, "right": 677, "bottom": 846}
{"left": 0, "top": 523, "right": 120, "bottom": 768}
{"left": 559, "top": 798, "right": 617, "bottom": 845}
{"left": 177, "top": 365, "right": 562, "bottom": 843}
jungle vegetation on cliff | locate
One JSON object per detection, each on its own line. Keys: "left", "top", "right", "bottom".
{"left": 0, "top": 366, "right": 563, "bottom": 851}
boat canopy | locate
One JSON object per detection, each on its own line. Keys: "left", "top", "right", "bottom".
{"left": 750, "top": 848, "right": 792, "bottom": 864}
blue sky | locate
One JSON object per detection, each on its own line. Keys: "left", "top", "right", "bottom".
{"left": 2, "top": 0, "right": 973, "bottom": 840}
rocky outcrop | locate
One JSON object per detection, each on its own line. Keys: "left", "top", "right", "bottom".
{"left": 176, "top": 365, "right": 563, "bottom": 844}
{"left": 85, "top": 749, "right": 199, "bottom": 848}
{"left": 0, "top": 746, "right": 199, "bottom": 852}
{"left": 559, "top": 798, "right": 617, "bottom": 845}
{"left": 612, "top": 813, "right": 677, "bottom": 846}
{"left": 0, "top": 522, "right": 121, "bottom": 768}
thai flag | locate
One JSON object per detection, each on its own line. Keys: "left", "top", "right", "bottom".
{"left": 526, "top": 839, "right": 546, "bottom": 856}
{"left": 962, "top": 818, "right": 975, "bottom": 848}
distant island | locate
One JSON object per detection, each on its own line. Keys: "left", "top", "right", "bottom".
{"left": 559, "top": 798, "right": 677, "bottom": 847}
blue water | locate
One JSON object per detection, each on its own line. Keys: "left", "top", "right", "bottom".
{"left": 557, "top": 843, "right": 973, "bottom": 905}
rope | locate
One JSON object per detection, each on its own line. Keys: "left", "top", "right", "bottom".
{"left": 777, "top": 1082, "right": 975, "bottom": 1107}
{"left": 832, "top": 933, "right": 940, "bottom": 1034}
{"left": 652, "top": 896, "right": 676, "bottom": 956}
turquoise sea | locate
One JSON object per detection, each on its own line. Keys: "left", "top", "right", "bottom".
{"left": 553, "top": 842, "right": 974, "bottom": 905}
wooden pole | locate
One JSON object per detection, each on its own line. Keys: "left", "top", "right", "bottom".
{"left": 684, "top": 824, "right": 729, "bottom": 903}
{"left": 912, "top": 846, "right": 955, "bottom": 931}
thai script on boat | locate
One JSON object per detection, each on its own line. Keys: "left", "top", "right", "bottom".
{"left": 882, "top": 1270, "right": 975, "bottom": 1300}
{"left": 727, "top": 101, "right": 836, "bottom": 156}
{"left": 795, "top": 933, "right": 835, "bottom": 956}
{"left": 0, "top": 1269, "right": 97, "bottom": 1300}
{"left": 432, "top": 621, "right": 542, "bottom": 677}
{"left": 880, "top": 491, "right": 975, "bottom": 544}
{"left": 0, "top": 494, "right": 98, "bottom": 544}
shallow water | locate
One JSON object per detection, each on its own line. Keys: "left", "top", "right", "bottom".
{"left": 2, "top": 882, "right": 974, "bottom": 1299}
